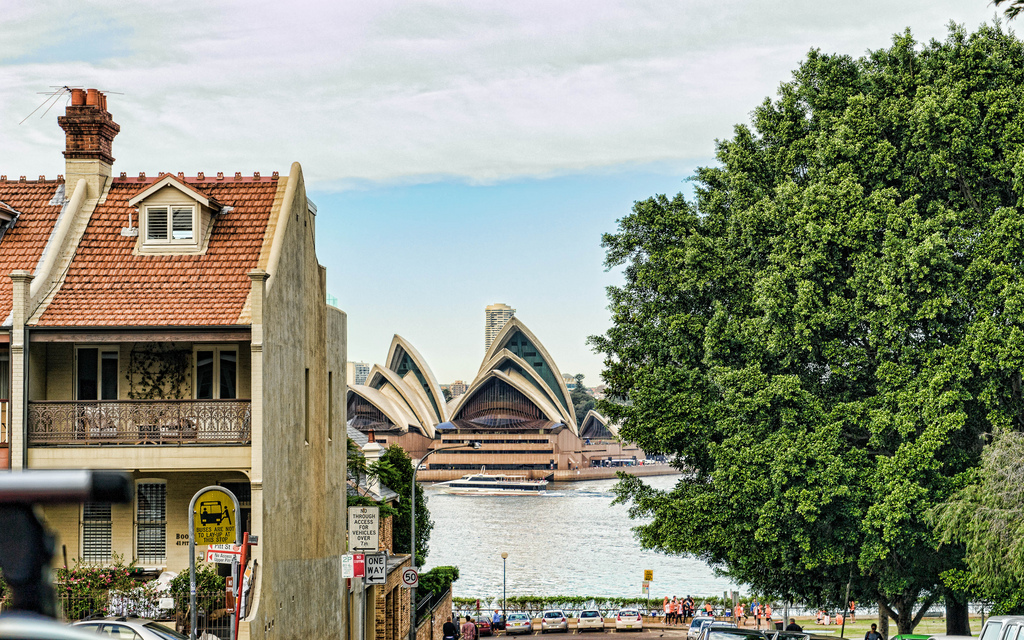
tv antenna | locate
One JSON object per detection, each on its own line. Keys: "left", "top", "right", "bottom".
{"left": 19, "top": 86, "right": 124, "bottom": 125}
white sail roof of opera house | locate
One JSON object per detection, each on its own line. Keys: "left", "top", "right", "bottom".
{"left": 475, "top": 348, "right": 575, "bottom": 427}
{"left": 578, "top": 409, "right": 617, "bottom": 440}
{"left": 446, "top": 368, "right": 573, "bottom": 433}
{"left": 346, "top": 383, "right": 425, "bottom": 435}
{"left": 385, "top": 334, "right": 447, "bottom": 425}
{"left": 477, "top": 317, "right": 576, "bottom": 428}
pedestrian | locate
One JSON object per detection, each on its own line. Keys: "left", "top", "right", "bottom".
{"left": 734, "top": 603, "right": 744, "bottom": 628}
{"left": 443, "top": 618, "right": 459, "bottom": 640}
{"left": 849, "top": 601, "right": 857, "bottom": 623}
{"left": 754, "top": 604, "right": 762, "bottom": 629}
{"left": 492, "top": 610, "right": 502, "bottom": 630}
{"left": 786, "top": 619, "right": 803, "bottom": 632}
{"left": 664, "top": 596, "right": 671, "bottom": 625}
{"left": 685, "top": 595, "right": 695, "bottom": 622}
{"left": 705, "top": 601, "right": 714, "bottom": 617}
{"left": 865, "top": 623, "right": 884, "bottom": 640}
{"left": 671, "top": 596, "right": 679, "bottom": 625}
{"left": 765, "top": 603, "right": 773, "bottom": 629}
{"left": 461, "top": 616, "right": 477, "bottom": 640}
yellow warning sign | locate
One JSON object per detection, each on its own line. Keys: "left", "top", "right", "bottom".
{"left": 644, "top": 570, "right": 653, "bottom": 581}
{"left": 192, "top": 490, "right": 236, "bottom": 545}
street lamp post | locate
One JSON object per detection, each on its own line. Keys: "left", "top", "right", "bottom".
{"left": 501, "top": 552, "right": 508, "bottom": 627}
{"left": 410, "top": 440, "right": 480, "bottom": 640}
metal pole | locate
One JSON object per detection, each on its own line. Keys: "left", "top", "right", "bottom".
{"left": 841, "top": 572, "right": 852, "bottom": 639}
{"left": 188, "top": 486, "right": 240, "bottom": 640}
{"left": 502, "top": 552, "right": 508, "bottom": 626}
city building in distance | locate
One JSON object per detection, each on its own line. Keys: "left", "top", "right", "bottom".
{"left": 347, "top": 360, "right": 370, "bottom": 386}
{"left": 448, "top": 379, "right": 468, "bottom": 398}
{"left": 484, "top": 302, "right": 515, "bottom": 351}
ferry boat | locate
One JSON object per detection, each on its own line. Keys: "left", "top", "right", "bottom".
{"left": 435, "top": 472, "right": 549, "bottom": 495}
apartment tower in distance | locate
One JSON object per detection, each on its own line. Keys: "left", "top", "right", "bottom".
{"left": 485, "top": 303, "right": 515, "bottom": 351}
{"left": 347, "top": 360, "right": 370, "bottom": 386}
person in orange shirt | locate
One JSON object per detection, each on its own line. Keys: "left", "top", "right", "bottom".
{"left": 764, "top": 604, "right": 773, "bottom": 629}
{"left": 734, "top": 603, "right": 744, "bottom": 627}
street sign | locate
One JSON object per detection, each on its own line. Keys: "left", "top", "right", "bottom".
{"left": 192, "top": 489, "right": 236, "bottom": 545}
{"left": 342, "top": 554, "right": 354, "bottom": 578}
{"left": 348, "top": 506, "right": 380, "bottom": 553}
{"left": 644, "top": 570, "right": 653, "bottom": 581}
{"left": 365, "top": 553, "right": 387, "bottom": 585}
{"left": 642, "top": 581, "right": 650, "bottom": 596}
{"left": 205, "top": 544, "right": 242, "bottom": 564}
{"left": 353, "top": 553, "right": 365, "bottom": 578}
{"left": 401, "top": 568, "right": 419, "bottom": 589}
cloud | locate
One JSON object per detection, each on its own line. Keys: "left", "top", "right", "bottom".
{"left": 0, "top": 0, "right": 999, "bottom": 187}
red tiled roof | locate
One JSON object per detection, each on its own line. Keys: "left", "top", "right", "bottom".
{"left": 0, "top": 179, "right": 65, "bottom": 322}
{"left": 36, "top": 176, "right": 279, "bottom": 326}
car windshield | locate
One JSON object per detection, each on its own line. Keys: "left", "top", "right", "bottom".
{"left": 509, "top": 614, "right": 529, "bottom": 621}
{"left": 143, "top": 622, "right": 189, "bottom": 640}
{"left": 581, "top": 612, "right": 600, "bottom": 618}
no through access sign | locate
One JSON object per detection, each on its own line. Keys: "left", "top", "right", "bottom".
{"left": 348, "top": 506, "right": 380, "bottom": 553}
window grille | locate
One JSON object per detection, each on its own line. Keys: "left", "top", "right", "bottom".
{"left": 136, "top": 483, "right": 166, "bottom": 564}
{"left": 82, "top": 502, "right": 112, "bottom": 562}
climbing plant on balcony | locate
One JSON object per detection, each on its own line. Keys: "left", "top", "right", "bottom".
{"left": 126, "top": 343, "right": 192, "bottom": 400}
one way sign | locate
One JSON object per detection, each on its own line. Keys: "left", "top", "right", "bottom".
{"left": 365, "top": 553, "right": 387, "bottom": 585}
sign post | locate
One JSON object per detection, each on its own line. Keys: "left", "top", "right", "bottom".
{"left": 189, "top": 487, "right": 240, "bottom": 640}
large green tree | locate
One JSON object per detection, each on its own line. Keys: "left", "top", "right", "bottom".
{"left": 591, "top": 23, "right": 1024, "bottom": 635}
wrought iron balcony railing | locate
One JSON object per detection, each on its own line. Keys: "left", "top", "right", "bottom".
{"left": 28, "top": 399, "right": 251, "bottom": 445}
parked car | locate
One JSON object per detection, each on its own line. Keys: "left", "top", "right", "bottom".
{"left": 506, "top": 613, "right": 534, "bottom": 636}
{"left": 615, "top": 609, "right": 643, "bottom": 632}
{"left": 979, "top": 615, "right": 1024, "bottom": 640}
{"left": 689, "top": 616, "right": 715, "bottom": 640}
{"left": 577, "top": 610, "right": 605, "bottom": 633}
{"left": 73, "top": 617, "right": 188, "bottom": 640}
{"left": 541, "top": 610, "right": 569, "bottom": 633}
{"left": 697, "top": 627, "right": 768, "bottom": 640}
{"left": 0, "top": 614, "right": 104, "bottom": 640}
{"left": 475, "top": 619, "right": 493, "bottom": 637}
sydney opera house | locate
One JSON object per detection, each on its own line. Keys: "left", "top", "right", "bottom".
{"left": 346, "top": 317, "right": 645, "bottom": 480}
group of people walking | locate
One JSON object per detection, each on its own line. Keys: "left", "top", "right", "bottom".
{"left": 731, "top": 600, "right": 774, "bottom": 629}
{"left": 660, "top": 596, "right": 781, "bottom": 630}
{"left": 661, "top": 595, "right": 697, "bottom": 624}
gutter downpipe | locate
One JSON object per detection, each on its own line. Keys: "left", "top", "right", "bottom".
{"left": 21, "top": 325, "right": 28, "bottom": 468}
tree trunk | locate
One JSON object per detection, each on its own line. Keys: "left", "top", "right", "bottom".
{"left": 945, "top": 594, "right": 971, "bottom": 636}
{"left": 878, "top": 601, "right": 890, "bottom": 639}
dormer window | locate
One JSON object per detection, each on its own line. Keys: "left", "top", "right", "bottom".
{"left": 145, "top": 205, "right": 195, "bottom": 243}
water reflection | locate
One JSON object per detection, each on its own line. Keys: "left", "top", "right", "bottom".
{"left": 421, "top": 474, "right": 738, "bottom": 600}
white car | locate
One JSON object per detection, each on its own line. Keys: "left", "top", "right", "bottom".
{"left": 576, "top": 610, "right": 605, "bottom": 632}
{"left": 615, "top": 609, "right": 643, "bottom": 632}
{"left": 689, "top": 617, "right": 715, "bottom": 640}
{"left": 541, "top": 610, "right": 569, "bottom": 633}
{"left": 73, "top": 618, "right": 190, "bottom": 640}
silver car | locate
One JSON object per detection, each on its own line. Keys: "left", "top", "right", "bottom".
{"left": 540, "top": 610, "right": 569, "bottom": 633}
{"left": 73, "top": 618, "right": 190, "bottom": 640}
{"left": 689, "top": 617, "right": 715, "bottom": 640}
{"left": 505, "top": 613, "right": 534, "bottom": 636}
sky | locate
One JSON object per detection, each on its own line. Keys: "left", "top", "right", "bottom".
{"left": 0, "top": 0, "right": 1002, "bottom": 384}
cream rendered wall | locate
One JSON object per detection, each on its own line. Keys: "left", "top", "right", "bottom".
{"left": 249, "top": 164, "right": 347, "bottom": 640}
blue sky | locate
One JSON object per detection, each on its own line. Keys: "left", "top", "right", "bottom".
{"left": 0, "top": 0, "right": 1000, "bottom": 383}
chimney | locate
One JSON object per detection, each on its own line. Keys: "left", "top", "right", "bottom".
{"left": 57, "top": 88, "right": 120, "bottom": 198}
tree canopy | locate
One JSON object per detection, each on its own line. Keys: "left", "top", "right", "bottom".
{"left": 571, "top": 373, "right": 597, "bottom": 425}
{"left": 373, "top": 445, "right": 434, "bottom": 566}
{"left": 591, "top": 23, "right": 1024, "bottom": 635}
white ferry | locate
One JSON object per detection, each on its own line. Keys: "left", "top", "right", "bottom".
{"left": 435, "top": 472, "right": 549, "bottom": 495}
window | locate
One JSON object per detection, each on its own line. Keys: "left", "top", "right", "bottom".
{"left": 136, "top": 482, "right": 166, "bottom": 565}
{"left": 77, "top": 347, "right": 118, "bottom": 400}
{"left": 0, "top": 351, "right": 8, "bottom": 400}
{"left": 145, "top": 205, "right": 194, "bottom": 242}
{"left": 304, "top": 368, "right": 310, "bottom": 444}
{"left": 195, "top": 347, "right": 237, "bottom": 399}
{"left": 82, "top": 502, "right": 112, "bottom": 562}
{"left": 327, "top": 371, "right": 333, "bottom": 442}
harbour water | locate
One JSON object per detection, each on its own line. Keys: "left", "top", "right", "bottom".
{"left": 421, "top": 474, "right": 739, "bottom": 600}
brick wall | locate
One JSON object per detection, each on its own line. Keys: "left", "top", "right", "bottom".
{"left": 416, "top": 589, "right": 453, "bottom": 640}
{"left": 373, "top": 556, "right": 412, "bottom": 640}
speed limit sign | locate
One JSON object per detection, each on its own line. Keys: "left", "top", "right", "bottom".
{"left": 401, "top": 568, "right": 419, "bottom": 588}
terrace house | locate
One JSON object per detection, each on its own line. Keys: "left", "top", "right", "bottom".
{"left": 0, "top": 89, "right": 348, "bottom": 639}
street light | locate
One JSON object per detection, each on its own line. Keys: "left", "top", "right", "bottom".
{"left": 409, "top": 440, "right": 481, "bottom": 640}
{"left": 501, "top": 552, "right": 508, "bottom": 628}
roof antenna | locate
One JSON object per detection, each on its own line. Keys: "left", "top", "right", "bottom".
{"left": 19, "top": 86, "right": 75, "bottom": 125}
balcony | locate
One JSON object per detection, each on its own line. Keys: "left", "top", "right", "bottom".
{"left": 28, "top": 399, "right": 251, "bottom": 446}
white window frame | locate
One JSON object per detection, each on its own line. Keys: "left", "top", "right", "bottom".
{"left": 135, "top": 479, "right": 167, "bottom": 566}
{"left": 74, "top": 345, "right": 119, "bottom": 401}
{"left": 193, "top": 345, "right": 239, "bottom": 400}
{"left": 143, "top": 204, "right": 196, "bottom": 245}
